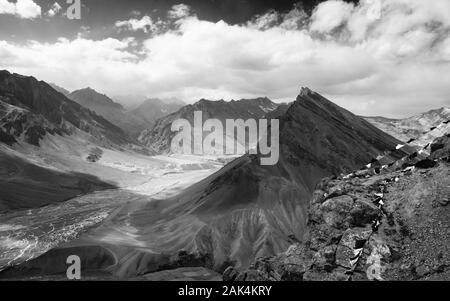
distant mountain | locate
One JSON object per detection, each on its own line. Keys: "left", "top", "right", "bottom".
{"left": 67, "top": 89, "right": 182, "bottom": 137}
{"left": 49, "top": 83, "right": 70, "bottom": 96}
{"left": 113, "top": 95, "right": 185, "bottom": 110}
{"left": 365, "top": 107, "right": 450, "bottom": 146}
{"left": 67, "top": 88, "right": 149, "bottom": 137}
{"left": 157, "top": 97, "right": 185, "bottom": 106}
{"left": 68, "top": 87, "right": 124, "bottom": 110}
{"left": 139, "top": 97, "right": 279, "bottom": 153}
{"left": 129, "top": 98, "right": 184, "bottom": 129}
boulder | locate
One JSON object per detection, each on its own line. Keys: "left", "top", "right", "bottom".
{"left": 326, "top": 185, "right": 349, "bottom": 199}
{"left": 223, "top": 266, "right": 239, "bottom": 281}
{"left": 430, "top": 135, "right": 450, "bottom": 160}
{"left": 335, "top": 228, "right": 372, "bottom": 269}
{"left": 319, "top": 195, "right": 354, "bottom": 229}
{"left": 308, "top": 223, "right": 345, "bottom": 251}
{"left": 350, "top": 199, "right": 380, "bottom": 227}
{"left": 312, "top": 245, "right": 336, "bottom": 271}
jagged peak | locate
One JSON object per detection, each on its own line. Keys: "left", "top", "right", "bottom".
{"left": 77, "top": 86, "right": 97, "bottom": 93}
{"left": 299, "top": 86, "right": 314, "bottom": 97}
{"left": 72, "top": 87, "right": 110, "bottom": 99}
{"left": 69, "top": 87, "right": 124, "bottom": 111}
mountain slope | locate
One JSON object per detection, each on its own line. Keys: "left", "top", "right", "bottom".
{"left": 0, "top": 70, "right": 132, "bottom": 147}
{"left": 0, "top": 148, "right": 114, "bottom": 212}
{"left": 139, "top": 97, "right": 279, "bottom": 153}
{"left": 365, "top": 107, "right": 450, "bottom": 146}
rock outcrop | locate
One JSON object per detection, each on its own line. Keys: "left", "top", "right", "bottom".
{"left": 430, "top": 133, "right": 450, "bottom": 161}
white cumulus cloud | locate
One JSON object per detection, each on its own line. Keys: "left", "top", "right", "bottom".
{"left": 168, "top": 3, "right": 192, "bottom": 19}
{"left": 0, "top": 0, "right": 41, "bottom": 19}
{"left": 115, "top": 15, "right": 157, "bottom": 34}
{"left": 310, "top": 0, "right": 355, "bottom": 33}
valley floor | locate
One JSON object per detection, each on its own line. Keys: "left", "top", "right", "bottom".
{"left": 0, "top": 142, "right": 228, "bottom": 277}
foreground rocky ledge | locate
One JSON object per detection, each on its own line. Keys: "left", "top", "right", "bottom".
{"left": 225, "top": 154, "right": 450, "bottom": 281}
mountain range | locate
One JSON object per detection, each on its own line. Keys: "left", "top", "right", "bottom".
{"left": 1, "top": 70, "right": 449, "bottom": 281}
{"left": 139, "top": 97, "right": 279, "bottom": 153}
{"left": 67, "top": 88, "right": 184, "bottom": 138}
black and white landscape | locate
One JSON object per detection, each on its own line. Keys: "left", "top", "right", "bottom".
{"left": 0, "top": 0, "right": 449, "bottom": 282}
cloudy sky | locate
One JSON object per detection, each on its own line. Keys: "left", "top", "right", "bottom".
{"left": 0, "top": 0, "right": 449, "bottom": 117}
